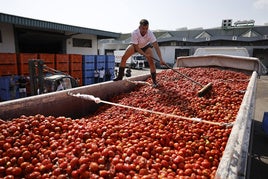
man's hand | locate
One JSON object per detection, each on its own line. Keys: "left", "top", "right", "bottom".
{"left": 160, "top": 58, "right": 166, "bottom": 66}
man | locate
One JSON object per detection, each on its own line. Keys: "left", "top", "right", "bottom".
{"left": 99, "top": 67, "right": 105, "bottom": 82}
{"left": 94, "top": 68, "right": 99, "bottom": 83}
{"left": 9, "top": 75, "right": 17, "bottom": 100}
{"left": 105, "top": 69, "right": 111, "bottom": 81}
{"left": 18, "top": 75, "right": 27, "bottom": 98}
{"left": 114, "top": 19, "right": 165, "bottom": 87}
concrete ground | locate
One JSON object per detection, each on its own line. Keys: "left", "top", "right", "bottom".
{"left": 248, "top": 75, "right": 268, "bottom": 179}
{"left": 128, "top": 68, "right": 268, "bottom": 178}
{"left": 115, "top": 67, "right": 163, "bottom": 77}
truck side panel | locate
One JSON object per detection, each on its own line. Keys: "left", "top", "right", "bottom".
{"left": 0, "top": 75, "right": 150, "bottom": 120}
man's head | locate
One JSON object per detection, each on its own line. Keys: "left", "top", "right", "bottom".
{"left": 139, "top": 19, "right": 149, "bottom": 36}
{"left": 140, "top": 19, "right": 149, "bottom": 26}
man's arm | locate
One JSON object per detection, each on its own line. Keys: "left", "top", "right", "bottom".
{"left": 152, "top": 41, "right": 165, "bottom": 65}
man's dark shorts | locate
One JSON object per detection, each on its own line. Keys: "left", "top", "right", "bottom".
{"left": 133, "top": 43, "right": 153, "bottom": 52}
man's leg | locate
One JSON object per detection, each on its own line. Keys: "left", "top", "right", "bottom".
{"left": 151, "top": 72, "right": 157, "bottom": 86}
{"left": 145, "top": 48, "right": 158, "bottom": 87}
{"left": 114, "top": 45, "right": 135, "bottom": 81}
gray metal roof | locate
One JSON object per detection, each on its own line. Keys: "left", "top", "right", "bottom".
{"left": 117, "top": 26, "right": 268, "bottom": 43}
{"left": 0, "top": 13, "right": 120, "bottom": 39}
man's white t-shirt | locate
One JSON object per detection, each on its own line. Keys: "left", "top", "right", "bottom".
{"left": 130, "top": 29, "right": 156, "bottom": 49}
{"left": 94, "top": 70, "right": 99, "bottom": 78}
{"left": 99, "top": 69, "right": 105, "bottom": 78}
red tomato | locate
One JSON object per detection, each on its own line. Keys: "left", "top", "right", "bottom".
{"left": 89, "top": 162, "right": 99, "bottom": 172}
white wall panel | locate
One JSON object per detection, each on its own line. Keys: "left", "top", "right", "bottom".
{"left": 0, "top": 23, "right": 16, "bottom": 53}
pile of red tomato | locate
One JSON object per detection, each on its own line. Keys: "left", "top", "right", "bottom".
{"left": 0, "top": 67, "right": 250, "bottom": 178}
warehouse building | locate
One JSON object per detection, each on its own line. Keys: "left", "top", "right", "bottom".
{"left": 0, "top": 13, "right": 120, "bottom": 54}
{"left": 99, "top": 19, "right": 268, "bottom": 67}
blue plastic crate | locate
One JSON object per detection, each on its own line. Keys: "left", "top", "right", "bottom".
{"left": 96, "top": 62, "right": 105, "bottom": 69}
{"left": 83, "top": 55, "right": 95, "bottom": 63}
{"left": 0, "top": 89, "right": 19, "bottom": 101}
{"left": 83, "top": 69, "right": 94, "bottom": 78}
{"left": 83, "top": 62, "right": 95, "bottom": 70}
{"left": 0, "top": 76, "right": 20, "bottom": 101}
{"left": 0, "top": 75, "right": 19, "bottom": 89}
{"left": 0, "top": 76, "right": 10, "bottom": 90}
{"left": 107, "top": 62, "right": 115, "bottom": 69}
{"left": 0, "top": 89, "right": 10, "bottom": 101}
{"left": 96, "top": 55, "right": 106, "bottom": 63}
{"left": 106, "top": 55, "right": 115, "bottom": 63}
{"left": 83, "top": 77, "right": 95, "bottom": 85}
{"left": 0, "top": 78, "right": 2, "bottom": 89}
{"left": 262, "top": 112, "right": 268, "bottom": 135}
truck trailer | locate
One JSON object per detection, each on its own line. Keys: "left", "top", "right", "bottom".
{"left": 0, "top": 54, "right": 267, "bottom": 178}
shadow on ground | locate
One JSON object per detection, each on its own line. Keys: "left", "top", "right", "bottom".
{"left": 248, "top": 120, "right": 268, "bottom": 179}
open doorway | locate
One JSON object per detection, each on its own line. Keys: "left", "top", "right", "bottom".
{"left": 15, "top": 28, "right": 66, "bottom": 53}
{"left": 175, "top": 49, "right": 190, "bottom": 63}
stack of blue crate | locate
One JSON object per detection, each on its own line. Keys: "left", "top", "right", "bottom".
{"left": 105, "top": 55, "right": 115, "bottom": 81}
{"left": 0, "top": 75, "right": 19, "bottom": 101}
{"left": 82, "top": 55, "right": 95, "bottom": 85}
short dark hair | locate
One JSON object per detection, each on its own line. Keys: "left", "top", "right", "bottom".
{"left": 140, "top": 19, "right": 149, "bottom": 26}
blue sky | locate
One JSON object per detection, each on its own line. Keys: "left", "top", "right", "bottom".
{"left": 0, "top": 0, "right": 268, "bottom": 33}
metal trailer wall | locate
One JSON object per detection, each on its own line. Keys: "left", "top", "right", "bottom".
{"left": 215, "top": 72, "right": 257, "bottom": 179}
{"left": 0, "top": 74, "right": 150, "bottom": 120}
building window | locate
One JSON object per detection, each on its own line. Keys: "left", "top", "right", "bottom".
{"left": 0, "top": 30, "right": 2, "bottom": 43}
{"left": 232, "top": 36, "right": 237, "bottom": 40}
{"left": 171, "top": 42, "right": 176, "bottom": 46}
{"left": 72, "top": 38, "right": 92, "bottom": 47}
